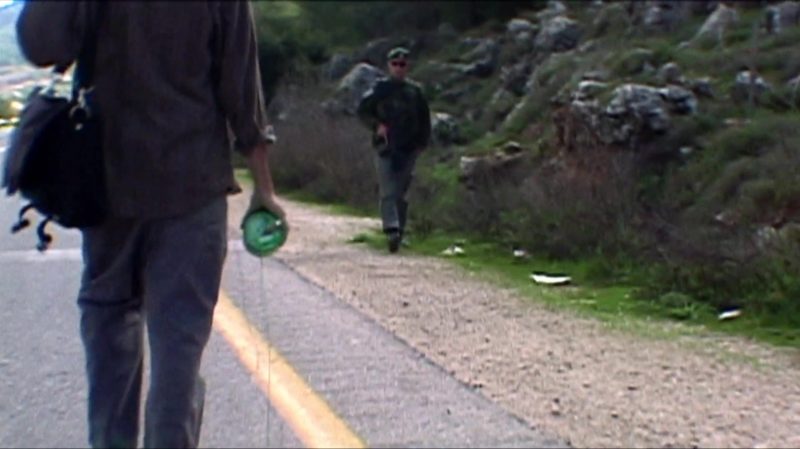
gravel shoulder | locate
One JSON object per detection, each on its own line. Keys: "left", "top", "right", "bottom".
{"left": 229, "top": 191, "right": 800, "bottom": 448}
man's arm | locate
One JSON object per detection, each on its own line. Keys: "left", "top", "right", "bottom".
{"left": 245, "top": 141, "right": 285, "bottom": 220}
{"left": 415, "top": 87, "right": 432, "bottom": 150}
{"left": 215, "top": 2, "right": 283, "bottom": 219}
{"left": 16, "top": 1, "right": 89, "bottom": 68}
{"left": 356, "top": 86, "right": 381, "bottom": 131}
{"left": 358, "top": 80, "right": 394, "bottom": 144}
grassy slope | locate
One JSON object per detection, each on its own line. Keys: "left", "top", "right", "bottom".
{"left": 282, "top": 186, "right": 800, "bottom": 349}
{"left": 368, "top": 231, "right": 800, "bottom": 348}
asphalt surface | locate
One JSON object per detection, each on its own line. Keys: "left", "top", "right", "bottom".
{"left": 0, "top": 131, "right": 565, "bottom": 447}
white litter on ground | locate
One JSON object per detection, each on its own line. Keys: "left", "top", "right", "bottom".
{"left": 441, "top": 244, "right": 465, "bottom": 256}
{"left": 718, "top": 309, "right": 742, "bottom": 321}
{"left": 530, "top": 273, "right": 572, "bottom": 285}
{"left": 513, "top": 248, "right": 529, "bottom": 259}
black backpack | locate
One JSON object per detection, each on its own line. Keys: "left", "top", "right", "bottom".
{"left": 1, "top": 10, "right": 107, "bottom": 251}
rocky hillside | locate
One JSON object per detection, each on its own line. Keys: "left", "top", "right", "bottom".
{"left": 269, "top": 0, "right": 800, "bottom": 329}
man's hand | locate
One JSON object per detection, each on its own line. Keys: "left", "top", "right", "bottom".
{"left": 373, "top": 123, "right": 390, "bottom": 155}
{"left": 249, "top": 187, "right": 286, "bottom": 220}
{"left": 245, "top": 140, "right": 287, "bottom": 223}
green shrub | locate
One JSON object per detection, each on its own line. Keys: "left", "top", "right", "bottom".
{"left": 496, "top": 150, "right": 642, "bottom": 259}
{"left": 612, "top": 48, "right": 655, "bottom": 77}
{"left": 764, "top": 84, "right": 800, "bottom": 112}
{"left": 724, "top": 24, "right": 755, "bottom": 47}
{"left": 501, "top": 54, "right": 580, "bottom": 136}
{"left": 408, "top": 160, "right": 465, "bottom": 236}
{"left": 758, "top": 24, "right": 800, "bottom": 52}
{"left": 586, "top": 3, "right": 630, "bottom": 40}
{"left": 642, "top": 120, "right": 800, "bottom": 317}
{"left": 708, "top": 114, "right": 797, "bottom": 162}
{"left": 658, "top": 114, "right": 720, "bottom": 155}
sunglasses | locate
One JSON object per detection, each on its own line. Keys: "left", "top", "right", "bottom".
{"left": 390, "top": 60, "right": 407, "bottom": 68}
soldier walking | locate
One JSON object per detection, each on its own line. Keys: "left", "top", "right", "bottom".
{"left": 357, "top": 47, "right": 431, "bottom": 253}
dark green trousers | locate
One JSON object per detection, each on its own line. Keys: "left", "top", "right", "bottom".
{"left": 376, "top": 150, "right": 418, "bottom": 234}
{"left": 77, "top": 196, "right": 228, "bottom": 448}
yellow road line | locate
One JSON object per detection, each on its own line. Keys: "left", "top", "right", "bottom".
{"left": 214, "top": 291, "right": 366, "bottom": 449}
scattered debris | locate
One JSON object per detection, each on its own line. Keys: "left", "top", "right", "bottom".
{"left": 347, "top": 233, "right": 369, "bottom": 244}
{"left": 718, "top": 309, "right": 742, "bottom": 321}
{"left": 441, "top": 244, "right": 465, "bottom": 256}
{"left": 512, "top": 247, "right": 530, "bottom": 259}
{"left": 723, "top": 117, "right": 751, "bottom": 128}
{"left": 530, "top": 272, "right": 572, "bottom": 285}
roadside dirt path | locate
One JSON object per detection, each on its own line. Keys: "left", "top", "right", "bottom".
{"left": 230, "top": 192, "right": 800, "bottom": 448}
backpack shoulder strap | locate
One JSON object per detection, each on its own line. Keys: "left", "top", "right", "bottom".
{"left": 72, "top": 2, "right": 108, "bottom": 92}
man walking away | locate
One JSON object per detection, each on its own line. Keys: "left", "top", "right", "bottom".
{"left": 17, "top": 2, "right": 285, "bottom": 447}
{"left": 357, "top": 46, "right": 431, "bottom": 253}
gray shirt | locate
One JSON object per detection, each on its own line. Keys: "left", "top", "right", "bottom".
{"left": 17, "top": 1, "right": 270, "bottom": 218}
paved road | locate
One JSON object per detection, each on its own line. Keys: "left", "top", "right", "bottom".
{"left": 0, "top": 137, "right": 565, "bottom": 447}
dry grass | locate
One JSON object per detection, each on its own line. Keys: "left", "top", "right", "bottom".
{"left": 268, "top": 84, "right": 378, "bottom": 212}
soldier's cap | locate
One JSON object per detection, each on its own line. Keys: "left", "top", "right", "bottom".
{"left": 386, "top": 47, "right": 410, "bottom": 61}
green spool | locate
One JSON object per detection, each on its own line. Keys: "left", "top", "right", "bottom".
{"left": 242, "top": 208, "right": 288, "bottom": 257}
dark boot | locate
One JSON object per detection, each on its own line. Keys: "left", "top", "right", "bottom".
{"left": 398, "top": 200, "right": 408, "bottom": 236}
{"left": 387, "top": 229, "right": 401, "bottom": 253}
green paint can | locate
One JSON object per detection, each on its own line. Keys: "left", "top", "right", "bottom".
{"left": 242, "top": 208, "right": 287, "bottom": 257}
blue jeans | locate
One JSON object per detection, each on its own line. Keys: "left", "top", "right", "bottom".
{"left": 77, "top": 196, "right": 227, "bottom": 448}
